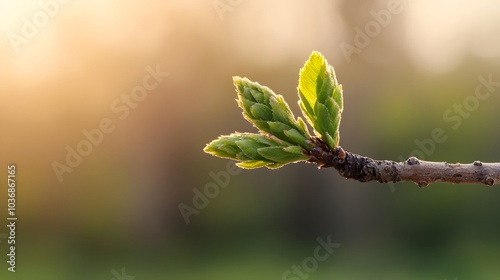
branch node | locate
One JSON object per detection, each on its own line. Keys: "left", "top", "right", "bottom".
{"left": 407, "top": 157, "right": 420, "bottom": 166}
{"left": 417, "top": 181, "right": 429, "bottom": 188}
{"left": 473, "top": 161, "right": 483, "bottom": 167}
{"left": 485, "top": 176, "right": 494, "bottom": 186}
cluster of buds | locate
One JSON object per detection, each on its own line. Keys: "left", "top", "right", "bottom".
{"left": 205, "top": 51, "right": 344, "bottom": 169}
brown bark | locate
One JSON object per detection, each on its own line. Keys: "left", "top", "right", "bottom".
{"left": 306, "top": 140, "right": 500, "bottom": 187}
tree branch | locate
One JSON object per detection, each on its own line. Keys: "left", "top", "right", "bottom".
{"left": 306, "top": 139, "right": 500, "bottom": 187}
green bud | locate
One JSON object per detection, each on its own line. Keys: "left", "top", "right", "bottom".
{"left": 233, "top": 76, "right": 312, "bottom": 148}
{"left": 204, "top": 133, "right": 309, "bottom": 169}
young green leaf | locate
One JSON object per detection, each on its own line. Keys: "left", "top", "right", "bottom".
{"left": 298, "top": 51, "right": 343, "bottom": 149}
{"left": 204, "top": 133, "right": 309, "bottom": 169}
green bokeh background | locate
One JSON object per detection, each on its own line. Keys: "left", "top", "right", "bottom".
{"left": 1, "top": 0, "right": 500, "bottom": 279}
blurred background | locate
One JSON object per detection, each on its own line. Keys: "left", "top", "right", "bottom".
{"left": 1, "top": 0, "right": 500, "bottom": 279}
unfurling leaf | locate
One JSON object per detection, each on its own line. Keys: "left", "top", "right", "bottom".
{"left": 204, "top": 133, "right": 309, "bottom": 169}
{"left": 298, "top": 51, "right": 343, "bottom": 149}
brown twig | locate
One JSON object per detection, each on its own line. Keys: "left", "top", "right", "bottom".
{"left": 305, "top": 139, "right": 500, "bottom": 187}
